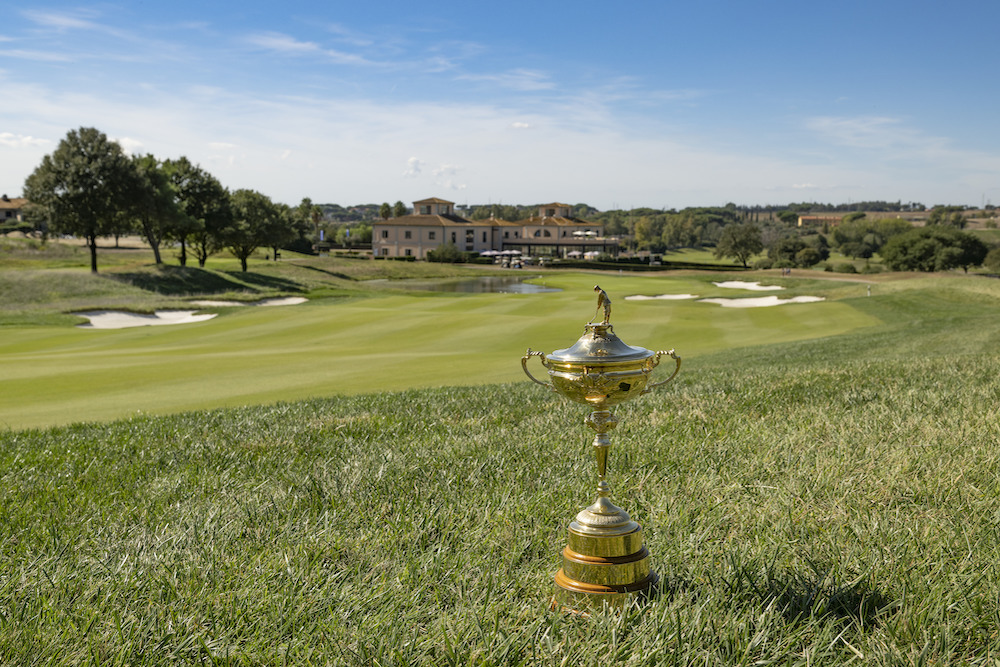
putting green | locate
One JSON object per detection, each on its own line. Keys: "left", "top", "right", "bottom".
{"left": 0, "top": 273, "right": 880, "bottom": 429}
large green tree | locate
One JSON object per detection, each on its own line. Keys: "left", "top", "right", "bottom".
{"left": 714, "top": 223, "right": 763, "bottom": 268}
{"left": 23, "top": 127, "right": 142, "bottom": 273}
{"left": 163, "top": 157, "right": 230, "bottom": 267}
{"left": 225, "top": 189, "right": 281, "bottom": 271}
{"left": 132, "top": 155, "right": 184, "bottom": 265}
{"left": 831, "top": 217, "right": 911, "bottom": 259}
{"left": 881, "top": 226, "right": 988, "bottom": 272}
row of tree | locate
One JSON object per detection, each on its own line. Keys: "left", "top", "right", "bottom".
{"left": 22, "top": 127, "right": 316, "bottom": 273}
{"left": 711, "top": 215, "right": 990, "bottom": 273}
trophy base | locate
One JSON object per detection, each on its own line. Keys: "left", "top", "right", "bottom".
{"left": 552, "top": 520, "right": 658, "bottom": 612}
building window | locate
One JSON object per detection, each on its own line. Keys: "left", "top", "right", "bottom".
{"left": 482, "top": 231, "right": 487, "bottom": 242}
{"left": 404, "top": 231, "right": 412, "bottom": 239}
{"left": 466, "top": 229, "right": 474, "bottom": 238}
{"left": 428, "top": 231, "right": 436, "bottom": 240}
{"left": 534, "top": 230, "right": 541, "bottom": 238}
{"left": 451, "top": 232, "right": 456, "bottom": 243}
{"left": 381, "top": 230, "right": 388, "bottom": 239}
{"left": 546, "top": 208, "right": 555, "bottom": 217}
{"left": 514, "top": 232, "right": 519, "bottom": 238}
{"left": 381, "top": 248, "right": 388, "bottom": 256}
{"left": 504, "top": 231, "right": 509, "bottom": 238}
{"left": 420, "top": 206, "right": 431, "bottom": 214}
{"left": 465, "top": 244, "right": 474, "bottom": 251}
{"left": 404, "top": 248, "right": 412, "bottom": 256}
{"left": 544, "top": 230, "right": 551, "bottom": 238}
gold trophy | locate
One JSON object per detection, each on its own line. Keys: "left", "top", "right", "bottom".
{"left": 522, "top": 286, "right": 681, "bottom": 609}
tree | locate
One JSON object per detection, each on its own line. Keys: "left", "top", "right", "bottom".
{"left": 296, "top": 197, "right": 324, "bottom": 241}
{"left": 163, "top": 157, "right": 230, "bottom": 267}
{"left": 392, "top": 200, "right": 408, "bottom": 218}
{"left": 661, "top": 213, "right": 697, "bottom": 249}
{"left": 881, "top": 226, "right": 988, "bottom": 272}
{"left": 379, "top": 202, "right": 391, "bottom": 220}
{"left": 263, "top": 203, "right": 308, "bottom": 260}
{"left": 768, "top": 235, "right": 808, "bottom": 265}
{"left": 831, "top": 217, "right": 911, "bottom": 258}
{"left": 224, "top": 189, "right": 281, "bottom": 271}
{"left": 132, "top": 155, "right": 184, "bottom": 265}
{"left": 427, "top": 241, "right": 465, "bottom": 263}
{"left": 984, "top": 247, "right": 1000, "bottom": 273}
{"left": 776, "top": 210, "right": 798, "bottom": 225}
{"left": 23, "top": 127, "right": 142, "bottom": 273}
{"left": 714, "top": 224, "right": 763, "bottom": 268}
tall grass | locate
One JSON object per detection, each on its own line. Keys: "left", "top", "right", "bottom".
{"left": 3, "top": 274, "right": 1000, "bottom": 663}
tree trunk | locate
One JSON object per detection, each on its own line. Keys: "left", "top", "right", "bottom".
{"left": 179, "top": 239, "right": 187, "bottom": 267}
{"left": 87, "top": 234, "right": 99, "bottom": 273}
{"left": 240, "top": 256, "right": 248, "bottom": 272}
{"left": 151, "top": 240, "right": 162, "bottom": 265}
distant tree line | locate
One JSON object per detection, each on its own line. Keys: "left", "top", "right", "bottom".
{"left": 15, "top": 127, "right": 995, "bottom": 275}
{"left": 21, "top": 128, "right": 323, "bottom": 273}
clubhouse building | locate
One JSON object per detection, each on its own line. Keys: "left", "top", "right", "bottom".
{"left": 372, "top": 197, "right": 619, "bottom": 259}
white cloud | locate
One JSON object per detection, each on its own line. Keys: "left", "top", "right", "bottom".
{"left": 805, "top": 115, "right": 932, "bottom": 151}
{"left": 0, "top": 49, "right": 75, "bottom": 62}
{"left": 510, "top": 122, "right": 531, "bottom": 129}
{"left": 208, "top": 142, "right": 239, "bottom": 150}
{"left": 0, "top": 133, "right": 50, "bottom": 148}
{"left": 115, "top": 136, "right": 144, "bottom": 155}
{"left": 403, "top": 157, "right": 424, "bottom": 177}
{"left": 456, "top": 68, "right": 554, "bottom": 91}
{"left": 245, "top": 31, "right": 372, "bottom": 66}
{"left": 433, "top": 164, "right": 460, "bottom": 177}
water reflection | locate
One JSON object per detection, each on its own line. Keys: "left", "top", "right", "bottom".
{"left": 382, "top": 276, "right": 560, "bottom": 294}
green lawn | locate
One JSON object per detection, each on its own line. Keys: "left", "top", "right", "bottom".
{"left": 2, "top": 267, "right": 1000, "bottom": 663}
{"left": 0, "top": 272, "right": 883, "bottom": 430}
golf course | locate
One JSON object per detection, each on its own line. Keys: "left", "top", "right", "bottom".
{"left": 3, "top": 237, "right": 1000, "bottom": 663}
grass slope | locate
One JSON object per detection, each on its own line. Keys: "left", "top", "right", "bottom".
{"left": 2, "top": 274, "right": 1000, "bottom": 662}
{"left": 0, "top": 272, "right": 882, "bottom": 429}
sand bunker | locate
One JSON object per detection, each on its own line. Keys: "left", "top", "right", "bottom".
{"left": 76, "top": 310, "right": 218, "bottom": 329}
{"left": 698, "top": 296, "right": 825, "bottom": 308}
{"left": 624, "top": 294, "right": 698, "bottom": 301}
{"left": 188, "top": 297, "right": 307, "bottom": 307}
{"left": 713, "top": 281, "right": 783, "bottom": 291}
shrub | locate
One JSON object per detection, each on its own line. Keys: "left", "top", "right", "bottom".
{"left": 753, "top": 258, "right": 774, "bottom": 270}
{"left": 984, "top": 247, "right": 1000, "bottom": 273}
{"left": 835, "top": 262, "right": 858, "bottom": 274}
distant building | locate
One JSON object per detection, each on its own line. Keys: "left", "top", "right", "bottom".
{"left": 0, "top": 195, "right": 28, "bottom": 223}
{"left": 371, "top": 198, "right": 617, "bottom": 259}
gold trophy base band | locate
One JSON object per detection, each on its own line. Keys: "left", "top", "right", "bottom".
{"left": 554, "top": 569, "right": 659, "bottom": 610}
{"left": 553, "top": 525, "right": 658, "bottom": 610}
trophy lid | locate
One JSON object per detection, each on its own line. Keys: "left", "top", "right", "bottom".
{"left": 547, "top": 322, "right": 654, "bottom": 363}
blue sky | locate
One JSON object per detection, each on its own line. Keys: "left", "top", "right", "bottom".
{"left": 3, "top": 1, "right": 999, "bottom": 210}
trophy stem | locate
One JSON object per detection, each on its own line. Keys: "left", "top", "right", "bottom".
{"left": 587, "top": 409, "right": 618, "bottom": 500}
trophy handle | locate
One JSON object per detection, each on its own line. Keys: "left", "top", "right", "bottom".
{"left": 522, "top": 349, "right": 555, "bottom": 391}
{"left": 642, "top": 349, "right": 681, "bottom": 394}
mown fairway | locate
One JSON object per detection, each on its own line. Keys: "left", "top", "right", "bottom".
{"left": 1, "top": 271, "right": 880, "bottom": 430}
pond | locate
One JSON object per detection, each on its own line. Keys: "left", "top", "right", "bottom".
{"left": 376, "top": 276, "right": 560, "bottom": 294}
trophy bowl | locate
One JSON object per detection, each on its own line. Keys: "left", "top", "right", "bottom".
{"left": 522, "top": 322, "right": 677, "bottom": 408}
{"left": 521, "top": 286, "right": 681, "bottom": 611}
